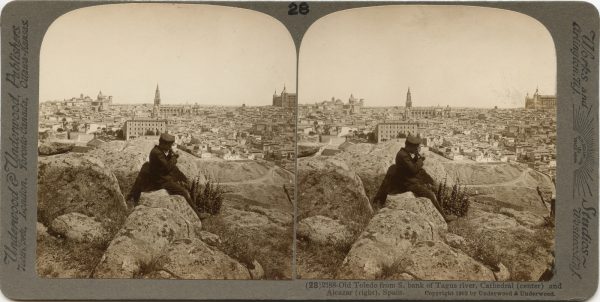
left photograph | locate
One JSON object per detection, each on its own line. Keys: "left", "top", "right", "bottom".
{"left": 36, "top": 3, "right": 296, "bottom": 279}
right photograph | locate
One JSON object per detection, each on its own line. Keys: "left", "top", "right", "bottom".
{"left": 296, "top": 5, "right": 556, "bottom": 281}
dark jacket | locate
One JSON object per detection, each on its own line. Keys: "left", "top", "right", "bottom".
{"left": 149, "top": 145, "right": 179, "bottom": 184}
{"left": 394, "top": 147, "right": 424, "bottom": 186}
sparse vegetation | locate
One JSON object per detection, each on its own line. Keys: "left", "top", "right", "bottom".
{"left": 202, "top": 214, "right": 292, "bottom": 279}
{"left": 134, "top": 255, "right": 168, "bottom": 279}
{"left": 189, "top": 177, "right": 227, "bottom": 215}
{"left": 377, "top": 258, "right": 417, "bottom": 280}
{"left": 448, "top": 218, "right": 555, "bottom": 281}
{"left": 447, "top": 219, "right": 501, "bottom": 270}
{"left": 434, "top": 178, "right": 471, "bottom": 217}
{"left": 37, "top": 236, "right": 108, "bottom": 278}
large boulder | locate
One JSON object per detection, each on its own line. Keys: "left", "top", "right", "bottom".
{"left": 448, "top": 206, "right": 554, "bottom": 281}
{"left": 94, "top": 192, "right": 200, "bottom": 278}
{"left": 297, "top": 215, "right": 353, "bottom": 247}
{"left": 385, "top": 193, "right": 447, "bottom": 231}
{"left": 138, "top": 190, "right": 201, "bottom": 229}
{"left": 297, "top": 157, "right": 373, "bottom": 234}
{"left": 37, "top": 153, "right": 127, "bottom": 228}
{"left": 392, "top": 240, "right": 495, "bottom": 281}
{"left": 336, "top": 208, "right": 441, "bottom": 279}
{"left": 38, "top": 141, "right": 74, "bottom": 156}
{"left": 334, "top": 151, "right": 391, "bottom": 203}
{"left": 49, "top": 212, "right": 109, "bottom": 244}
{"left": 153, "top": 238, "right": 251, "bottom": 279}
{"left": 86, "top": 140, "right": 147, "bottom": 197}
{"left": 335, "top": 192, "right": 497, "bottom": 280}
{"left": 202, "top": 202, "right": 293, "bottom": 279}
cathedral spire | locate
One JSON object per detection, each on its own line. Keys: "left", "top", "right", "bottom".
{"left": 154, "top": 84, "right": 161, "bottom": 106}
{"left": 406, "top": 87, "right": 412, "bottom": 108}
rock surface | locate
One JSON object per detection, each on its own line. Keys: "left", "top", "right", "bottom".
{"left": 336, "top": 195, "right": 445, "bottom": 279}
{"left": 157, "top": 238, "right": 251, "bottom": 280}
{"left": 297, "top": 157, "right": 373, "bottom": 233}
{"left": 196, "top": 160, "right": 294, "bottom": 279}
{"left": 49, "top": 212, "right": 109, "bottom": 244}
{"left": 37, "top": 153, "right": 128, "bottom": 228}
{"left": 38, "top": 141, "right": 74, "bottom": 156}
{"left": 395, "top": 240, "right": 495, "bottom": 281}
{"left": 297, "top": 215, "right": 353, "bottom": 247}
{"left": 94, "top": 191, "right": 201, "bottom": 278}
{"left": 88, "top": 139, "right": 203, "bottom": 198}
{"left": 198, "top": 231, "right": 221, "bottom": 246}
{"left": 494, "top": 263, "right": 510, "bottom": 281}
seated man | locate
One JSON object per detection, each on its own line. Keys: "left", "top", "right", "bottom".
{"left": 373, "top": 135, "right": 449, "bottom": 221}
{"left": 127, "top": 133, "right": 192, "bottom": 205}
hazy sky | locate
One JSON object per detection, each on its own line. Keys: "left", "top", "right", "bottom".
{"left": 299, "top": 5, "right": 556, "bottom": 108}
{"left": 41, "top": 3, "right": 295, "bottom": 105}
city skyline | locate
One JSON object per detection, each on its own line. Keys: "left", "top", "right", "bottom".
{"left": 299, "top": 5, "right": 556, "bottom": 108}
{"left": 302, "top": 86, "right": 554, "bottom": 109}
{"left": 42, "top": 84, "right": 296, "bottom": 106}
{"left": 40, "top": 3, "right": 296, "bottom": 106}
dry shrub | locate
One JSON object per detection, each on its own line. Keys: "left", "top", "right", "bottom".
{"left": 435, "top": 178, "right": 471, "bottom": 217}
{"left": 189, "top": 177, "right": 227, "bottom": 215}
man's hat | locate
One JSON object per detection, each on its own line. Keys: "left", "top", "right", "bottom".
{"left": 159, "top": 133, "right": 175, "bottom": 144}
{"left": 406, "top": 135, "right": 421, "bottom": 145}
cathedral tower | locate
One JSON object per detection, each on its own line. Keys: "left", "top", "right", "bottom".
{"left": 152, "top": 84, "right": 161, "bottom": 118}
{"left": 154, "top": 84, "right": 161, "bottom": 106}
{"left": 406, "top": 87, "right": 412, "bottom": 108}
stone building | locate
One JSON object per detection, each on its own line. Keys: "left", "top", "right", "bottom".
{"left": 151, "top": 84, "right": 202, "bottom": 117}
{"left": 272, "top": 85, "right": 297, "bottom": 108}
{"left": 345, "top": 94, "right": 364, "bottom": 114}
{"left": 122, "top": 119, "right": 168, "bottom": 140}
{"left": 90, "top": 91, "right": 112, "bottom": 112}
{"left": 525, "top": 88, "right": 556, "bottom": 109}
{"left": 403, "top": 88, "right": 450, "bottom": 119}
{"left": 375, "top": 121, "right": 420, "bottom": 143}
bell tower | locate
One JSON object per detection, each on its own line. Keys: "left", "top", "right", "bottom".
{"left": 152, "top": 84, "right": 161, "bottom": 118}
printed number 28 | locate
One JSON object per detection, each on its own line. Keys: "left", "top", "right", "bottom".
{"left": 288, "top": 2, "right": 309, "bottom": 15}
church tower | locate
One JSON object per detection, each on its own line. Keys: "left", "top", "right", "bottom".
{"left": 152, "top": 84, "right": 161, "bottom": 118}
{"left": 154, "top": 84, "right": 161, "bottom": 106}
{"left": 406, "top": 87, "right": 412, "bottom": 108}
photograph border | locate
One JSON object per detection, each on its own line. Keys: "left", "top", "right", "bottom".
{"left": 1, "top": 1, "right": 598, "bottom": 300}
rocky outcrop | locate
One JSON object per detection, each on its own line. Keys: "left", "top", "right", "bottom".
{"left": 297, "top": 215, "right": 353, "bottom": 247}
{"left": 297, "top": 157, "right": 373, "bottom": 233}
{"left": 203, "top": 201, "right": 293, "bottom": 279}
{"left": 297, "top": 145, "right": 320, "bottom": 158}
{"left": 38, "top": 141, "right": 74, "bottom": 156}
{"left": 37, "top": 153, "right": 128, "bottom": 228}
{"left": 88, "top": 139, "right": 203, "bottom": 198}
{"left": 139, "top": 190, "right": 202, "bottom": 232}
{"left": 392, "top": 240, "right": 495, "bottom": 281}
{"left": 449, "top": 203, "right": 554, "bottom": 281}
{"left": 93, "top": 191, "right": 202, "bottom": 278}
{"left": 337, "top": 193, "right": 494, "bottom": 280}
{"left": 156, "top": 238, "right": 251, "bottom": 279}
{"left": 49, "top": 212, "right": 109, "bottom": 244}
{"left": 333, "top": 144, "right": 392, "bottom": 202}
{"left": 198, "top": 160, "right": 294, "bottom": 279}
{"left": 37, "top": 222, "right": 49, "bottom": 240}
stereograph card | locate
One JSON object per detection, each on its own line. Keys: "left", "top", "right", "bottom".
{"left": 0, "top": 0, "right": 598, "bottom": 300}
